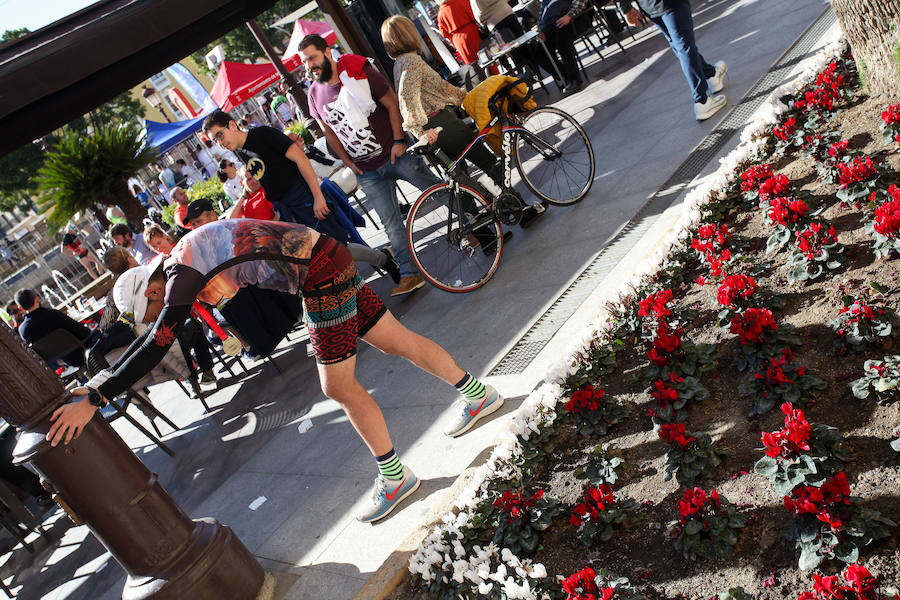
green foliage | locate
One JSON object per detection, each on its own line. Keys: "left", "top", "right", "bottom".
{"left": 865, "top": 218, "right": 900, "bottom": 259}
{"left": 737, "top": 353, "right": 826, "bottom": 416}
{"left": 730, "top": 324, "right": 801, "bottom": 373}
{"left": 563, "top": 339, "right": 620, "bottom": 394}
{"left": 1, "top": 28, "right": 30, "bottom": 42}
{"left": 187, "top": 177, "right": 229, "bottom": 212}
{"left": 161, "top": 202, "right": 178, "bottom": 229}
{"left": 673, "top": 491, "right": 746, "bottom": 561}
{"left": 791, "top": 505, "right": 895, "bottom": 570}
{"left": 851, "top": 355, "right": 900, "bottom": 403}
{"left": 574, "top": 445, "right": 624, "bottom": 486}
{"left": 827, "top": 295, "right": 897, "bottom": 350}
{"left": 570, "top": 484, "right": 638, "bottom": 547}
{"left": 490, "top": 490, "right": 562, "bottom": 557}
{"left": 663, "top": 433, "right": 722, "bottom": 486}
{"left": 36, "top": 124, "right": 157, "bottom": 231}
{"left": 563, "top": 385, "right": 630, "bottom": 437}
{"left": 786, "top": 241, "right": 846, "bottom": 285}
{"left": 0, "top": 139, "right": 48, "bottom": 211}
{"left": 285, "top": 120, "right": 316, "bottom": 145}
{"left": 754, "top": 423, "right": 849, "bottom": 496}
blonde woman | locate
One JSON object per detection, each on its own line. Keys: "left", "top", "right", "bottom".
{"left": 381, "top": 16, "right": 544, "bottom": 225}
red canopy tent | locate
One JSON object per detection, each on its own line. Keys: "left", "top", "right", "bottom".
{"left": 282, "top": 19, "right": 338, "bottom": 62}
{"left": 209, "top": 55, "right": 303, "bottom": 111}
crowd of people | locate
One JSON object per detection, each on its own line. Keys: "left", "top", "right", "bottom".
{"left": 8, "top": 0, "right": 733, "bottom": 523}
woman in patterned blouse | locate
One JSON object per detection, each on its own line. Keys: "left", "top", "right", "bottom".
{"left": 381, "top": 15, "right": 503, "bottom": 187}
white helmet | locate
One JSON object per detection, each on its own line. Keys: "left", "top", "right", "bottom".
{"left": 113, "top": 254, "right": 165, "bottom": 324}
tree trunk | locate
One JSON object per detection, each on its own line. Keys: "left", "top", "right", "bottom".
{"left": 89, "top": 204, "right": 110, "bottom": 231}
{"left": 830, "top": 0, "right": 900, "bottom": 99}
{"left": 114, "top": 192, "right": 148, "bottom": 232}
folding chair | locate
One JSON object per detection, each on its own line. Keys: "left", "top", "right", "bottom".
{"left": 28, "top": 329, "right": 89, "bottom": 385}
{"left": 85, "top": 347, "right": 176, "bottom": 457}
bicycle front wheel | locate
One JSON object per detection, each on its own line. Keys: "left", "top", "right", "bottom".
{"left": 514, "top": 106, "right": 595, "bottom": 206}
{"left": 407, "top": 183, "right": 503, "bottom": 293}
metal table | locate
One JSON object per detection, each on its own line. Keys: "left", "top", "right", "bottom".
{"left": 477, "top": 30, "right": 565, "bottom": 88}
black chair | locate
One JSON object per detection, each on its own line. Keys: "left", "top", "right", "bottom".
{"left": 28, "top": 329, "right": 89, "bottom": 385}
{"left": 567, "top": 2, "right": 627, "bottom": 76}
{"left": 85, "top": 347, "right": 177, "bottom": 457}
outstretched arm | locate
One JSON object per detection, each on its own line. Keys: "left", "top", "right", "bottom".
{"left": 46, "top": 304, "right": 192, "bottom": 446}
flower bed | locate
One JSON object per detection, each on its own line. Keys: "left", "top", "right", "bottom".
{"left": 391, "top": 36, "right": 900, "bottom": 600}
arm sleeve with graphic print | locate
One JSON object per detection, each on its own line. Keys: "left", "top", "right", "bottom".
{"left": 95, "top": 304, "right": 192, "bottom": 400}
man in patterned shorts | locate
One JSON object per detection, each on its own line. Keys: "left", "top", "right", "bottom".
{"left": 45, "top": 208, "right": 504, "bottom": 522}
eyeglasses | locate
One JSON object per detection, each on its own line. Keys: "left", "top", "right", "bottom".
{"left": 212, "top": 131, "right": 226, "bottom": 142}
{"left": 227, "top": 162, "right": 234, "bottom": 167}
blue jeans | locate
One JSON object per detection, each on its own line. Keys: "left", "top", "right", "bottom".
{"left": 651, "top": 0, "right": 716, "bottom": 104}
{"left": 357, "top": 154, "right": 441, "bottom": 278}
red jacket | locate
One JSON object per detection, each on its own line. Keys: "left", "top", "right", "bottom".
{"left": 438, "top": 0, "right": 482, "bottom": 65}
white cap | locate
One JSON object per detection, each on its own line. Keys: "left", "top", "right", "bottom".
{"left": 113, "top": 254, "right": 165, "bottom": 324}
{"left": 113, "top": 266, "right": 150, "bottom": 325}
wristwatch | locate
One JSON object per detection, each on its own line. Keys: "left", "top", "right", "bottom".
{"left": 392, "top": 139, "right": 407, "bottom": 145}
{"left": 87, "top": 388, "right": 104, "bottom": 408}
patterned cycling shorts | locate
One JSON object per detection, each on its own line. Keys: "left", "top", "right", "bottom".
{"left": 301, "top": 236, "right": 387, "bottom": 365}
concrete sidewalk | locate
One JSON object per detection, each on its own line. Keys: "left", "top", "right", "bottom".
{"left": 6, "top": 1, "right": 832, "bottom": 598}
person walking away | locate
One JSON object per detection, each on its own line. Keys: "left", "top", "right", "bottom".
{"left": 300, "top": 34, "right": 446, "bottom": 296}
{"left": 381, "top": 15, "right": 544, "bottom": 227}
{"left": 202, "top": 111, "right": 400, "bottom": 284}
{"left": 48, "top": 218, "right": 506, "bottom": 523}
{"left": 537, "top": 0, "right": 586, "bottom": 93}
{"left": 60, "top": 225, "right": 103, "bottom": 279}
{"left": 621, "top": 0, "right": 728, "bottom": 120}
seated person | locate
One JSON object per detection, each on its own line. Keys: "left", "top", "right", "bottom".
{"left": 15, "top": 288, "right": 106, "bottom": 367}
{"left": 227, "top": 167, "right": 278, "bottom": 221}
{"left": 109, "top": 223, "right": 156, "bottom": 265}
{"left": 4, "top": 301, "right": 25, "bottom": 333}
{"left": 114, "top": 263, "right": 217, "bottom": 394}
{"left": 143, "top": 224, "right": 176, "bottom": 255}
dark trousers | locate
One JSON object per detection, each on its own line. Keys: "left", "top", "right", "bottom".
{"left": 650, "top": 0, "right": 715, "bottom": 103}
{"left": 543, "top": 26, "right": 580, "bottom": 82}
{"left": 425, "top": 108, "right": 503, "bottom": 187}
{"left": 177, "top": 319, "right": 214, "bottom": 375}
{"left": 273, "top": 178, "right": 352, "bottom": 245}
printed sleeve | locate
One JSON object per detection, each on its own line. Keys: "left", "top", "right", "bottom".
{"left": 95, "top": 304, "right": 192, "bottom": 400}
{"left": 364, "top": 63, "right": 391, "bottom": 101}
{"left": 398, "top": 61, "right": 429, "bottom": 139}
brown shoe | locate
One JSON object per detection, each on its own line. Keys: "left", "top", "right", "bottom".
{"left": 390, "top": 275, "right": 426, "bottom": 296}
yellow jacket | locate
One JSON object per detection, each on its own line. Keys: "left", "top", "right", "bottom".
{"left": 462, "top": 76, "right": 537, "bottom": 152}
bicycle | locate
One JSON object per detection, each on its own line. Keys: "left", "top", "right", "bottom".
{"left": 405, "top": 80, "right": 595, "bottom": 292}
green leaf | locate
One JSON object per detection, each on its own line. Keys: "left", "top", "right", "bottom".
{"left": 755, "top": 456, "right": 778, "bottom": 477}
{"left": 798, "top": 547, "right": 822, "bottom": 570}
{"left": 684, "top": 521, "right": 702, "bottom": 535}
{"left": 833, "top": 541, "right": 858, "bottom": 563}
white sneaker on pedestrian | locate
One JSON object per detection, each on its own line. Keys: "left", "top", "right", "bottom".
{"left": 694, "top": 94, "right": 727, "bottom": 121}
{"left": 707, "top": 60, "right": 728, "bottom": 93}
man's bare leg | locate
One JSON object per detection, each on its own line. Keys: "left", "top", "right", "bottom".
{"left": 361, "top": 310, "right": 465, "bottom": 384}
{"left": 316, "top": 354, "right": 393, "bottom": 456}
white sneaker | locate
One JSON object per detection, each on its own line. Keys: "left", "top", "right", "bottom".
{"left": 707, "top": 60, "right": 728, "bottom": 93}
{"left": 694, "top": 94, "right": 727, "bottom": 121}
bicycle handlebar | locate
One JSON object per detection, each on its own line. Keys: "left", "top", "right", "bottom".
{"left": 406, "top": 127, "right": 444, "bottom": 153}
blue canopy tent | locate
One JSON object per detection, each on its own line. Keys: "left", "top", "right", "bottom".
{"left": 143, "top": 114, "right": 207, "bottom": 153}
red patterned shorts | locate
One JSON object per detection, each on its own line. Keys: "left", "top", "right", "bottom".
{"left": 301, "top": 237, "right": 387, "bottom": 364}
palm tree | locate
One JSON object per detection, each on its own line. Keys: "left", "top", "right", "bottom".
{"left": 36, "top": 124, "right": 158, "bottom": 232}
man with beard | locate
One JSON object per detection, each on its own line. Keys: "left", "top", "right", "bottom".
{"left": 300, "top": 34, "right": 443, "bottom": 297}
{"left": 46, "top": 217, "right": 505, "bottom": 523}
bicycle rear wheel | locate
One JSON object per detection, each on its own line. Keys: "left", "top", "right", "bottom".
{"left": 514, "top": 106, "right": 595, "bottom": 206}
{"left": 407, "top": 183, "right": 503, "bottom": 293}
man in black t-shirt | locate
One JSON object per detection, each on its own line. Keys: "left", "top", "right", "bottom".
{"left": 203, "top": 110, "right": 400, "bottom": 282}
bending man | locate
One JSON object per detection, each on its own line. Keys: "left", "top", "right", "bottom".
{"left": 46, "top": 217, "right": 504, "bottom": 523}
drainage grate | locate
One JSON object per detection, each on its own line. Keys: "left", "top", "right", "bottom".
{"left": 489, "top": 7, "right": 836, "bottom": 376}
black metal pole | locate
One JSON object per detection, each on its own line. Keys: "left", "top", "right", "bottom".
{"left": 245, "top": 19, "right": 310, "bottom": 119}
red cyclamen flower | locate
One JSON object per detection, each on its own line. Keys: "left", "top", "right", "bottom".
{"left": 882, "top": 103, "right": 900, "bottom": 125}
{"left": 772, "top": 118, "right": 797, "bottom": 142}
{"left": 837, "top": 155, "right": 877, "bottom": 188}
{"left": 729, "top": 308, "right": 777, "bottom": 345}
{"left": 565, "top": 385, "right": 605, "bottom": 414}
{"left": 658, "top": 422, "right": 695, "bottom": 449}
{"left": 716, "top": 274, "right": 758, "bottom": 308}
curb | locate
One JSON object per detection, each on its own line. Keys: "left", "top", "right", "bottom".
{"left": 352, "top": 467, "right": 481, "bottom": 600}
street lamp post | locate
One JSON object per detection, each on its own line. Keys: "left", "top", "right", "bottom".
{"left": 0, "top": 326, "right": 272, "bottom": 599}
{"left": 142, "top": 86, "right": 171, "bottom": 123}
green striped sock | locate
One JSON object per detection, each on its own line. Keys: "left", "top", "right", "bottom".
{"left": 454, "top": 372, "right": 486, "bottom": 402}
{"left": 375, "top": 449, "right": 404, "bottom": 480}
